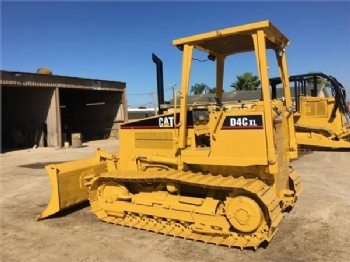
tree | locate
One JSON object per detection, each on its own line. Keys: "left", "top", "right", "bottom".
{"left": 190, "top": 83, "right": 209, "bottom": 94}
{"left": 208, "top": 87, "right": 216, "bottom": 94}
{"left": 230, "top": 72, "right": 260, "bottom": 91}
{"left": 208, "top": 87, "right": 225, "bottom": 94}
{"left": 306, "top": 71, "right": 331, "bottom": 87}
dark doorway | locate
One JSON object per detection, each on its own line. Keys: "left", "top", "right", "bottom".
{"left": 1, "top": 86, "right": 53, "bottom": 152}
{"left": 59, "top": 89, "right": 122, "bottom": 143}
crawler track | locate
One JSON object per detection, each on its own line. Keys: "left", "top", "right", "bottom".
{"left": 88, "top": 170, "right": 290, "bottom": 250}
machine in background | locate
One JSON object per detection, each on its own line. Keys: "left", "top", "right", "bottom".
{"left": 270, "top": 73, "right": 350, "bottom": 149}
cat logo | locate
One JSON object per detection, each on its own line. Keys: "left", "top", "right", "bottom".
{"left": 159, "top": 116, "right": 174, "bottom": 128}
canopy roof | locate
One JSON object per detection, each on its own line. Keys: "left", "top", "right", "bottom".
{"left": 173, "top": 20, "right": 289, "bottom": 56}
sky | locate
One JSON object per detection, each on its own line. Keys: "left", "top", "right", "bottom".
{"left": 1, "top": 1, "right": 350, "bottom": 108}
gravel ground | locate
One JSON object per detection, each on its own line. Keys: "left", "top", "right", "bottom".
{"left": 1, "top": 139, "right": 349, "bottom": 262}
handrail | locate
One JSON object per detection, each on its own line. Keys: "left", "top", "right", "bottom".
{"left": 212, "top": 109, "right": 224, "bottom": 140}
{"left": 173, "top": 90, "right": 182, "bottom": 128}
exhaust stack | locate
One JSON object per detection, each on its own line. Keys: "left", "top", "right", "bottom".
{"left": 152, "top": 53, "right": 166, "bottom": 114}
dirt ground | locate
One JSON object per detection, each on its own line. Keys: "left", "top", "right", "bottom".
{"left": 1, "top": 139, "right": 349, "bottom": 262}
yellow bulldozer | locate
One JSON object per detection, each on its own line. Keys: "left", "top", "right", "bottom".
{"left": 270, "top": 73, "right": 350, "bottom": 149}
{"left": 39, "top": 20, "right": 302, "bottom": 250}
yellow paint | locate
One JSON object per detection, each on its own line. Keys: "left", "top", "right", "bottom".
{"left": 39, "top": 21, "right": 302, "bottom": 249}
{"left": 38, "top": 149, "right": 117, "bottom": 220}
{"left": 294, "top": 96, "right": 350, "bottom": 148}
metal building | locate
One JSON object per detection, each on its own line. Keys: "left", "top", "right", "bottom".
{"left": 1, "top": 69, "right": 126, "bottom": 152}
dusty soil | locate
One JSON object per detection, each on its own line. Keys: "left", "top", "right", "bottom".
{"left": 1, "top": 140, "right": 349, "bottom": 262}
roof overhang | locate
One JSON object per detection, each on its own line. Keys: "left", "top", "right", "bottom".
{"left": 0, "top": 70, "right": 126, "bottom": 91}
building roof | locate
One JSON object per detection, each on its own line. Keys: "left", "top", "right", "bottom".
{"left": 170, "top": 85, "right": 318, "bottom": 105}
{"left": 0, "top": 70, "right": 126, "bottom": 91}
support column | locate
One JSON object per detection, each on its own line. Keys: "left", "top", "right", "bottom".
{"left": 178, "top": 44, "right": 193, "bottom": 149}
{"left": 252, "top": 30, "right": 277, "bottom": 172}
{"left": 276, "top": 50, "right": 298, "bottom": 157}
{"left": 216, "top": 55, "right": 225, "bottom": 101}
{"left": 55, "top": 87, "right": 62, "bottom": 148}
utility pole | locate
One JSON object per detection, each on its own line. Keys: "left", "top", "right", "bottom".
{"left": 170, "top": 83, "right": 177, "bottom": 100}
{"left": 152, "top": 92, "right": 158, "bottom": 115}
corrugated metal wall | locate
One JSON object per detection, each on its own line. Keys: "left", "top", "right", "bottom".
{"left": 1, "top": 86, "right": 58, "bottom": 149}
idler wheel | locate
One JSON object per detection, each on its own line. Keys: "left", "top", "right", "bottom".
{"left": 225, "top": 196, "right": 264, "bottom": 233}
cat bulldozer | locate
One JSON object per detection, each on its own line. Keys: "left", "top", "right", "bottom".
{"left": 270, "top": 73, "right": 350, "bottom": 149}
{"left": 39, "top": 20, "right": 302, "bottom": 250}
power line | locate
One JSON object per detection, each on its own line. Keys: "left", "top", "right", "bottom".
{"left": 127, "top": 92, "right": 153, "bottom": 96}
{"left": 192, "top": 58, "right": 209, "bottom": 63}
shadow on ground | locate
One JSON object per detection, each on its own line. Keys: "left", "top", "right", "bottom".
{"left": 19, "top": 162, "right": 68, "bottom": 169}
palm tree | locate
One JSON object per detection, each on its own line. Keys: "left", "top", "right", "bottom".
{"left": 208, "top": 87, "right": 216, "bottom": 94}
{"left": 208, "top": 87, "right": 225, "bottom": 94}
{"left": 190, "top": 83, "right": 209, "bottom": 94}
{"left": 230, "top": 72, "right": 260, "bottom": 91}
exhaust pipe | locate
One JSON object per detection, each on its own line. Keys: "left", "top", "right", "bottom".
{"left": 152, "top": 53, "right": 165, "bottom": 114}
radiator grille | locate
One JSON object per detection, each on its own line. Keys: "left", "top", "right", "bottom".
{"left": 135, "top": 132, "right": 173, "bottom": 149}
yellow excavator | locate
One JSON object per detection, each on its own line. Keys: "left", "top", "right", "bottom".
{"left": 38, "top": 20, "right": 302, "bottom": 250}
{"left": 270, "top": 73, "right": 350, "bottom": 149}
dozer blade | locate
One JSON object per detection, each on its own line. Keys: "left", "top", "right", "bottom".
{"left": 38, "top": 149, "right": 117, "bottom": 220}
{"left": 296, "top": 136, "right": 350, "bottom": 149}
